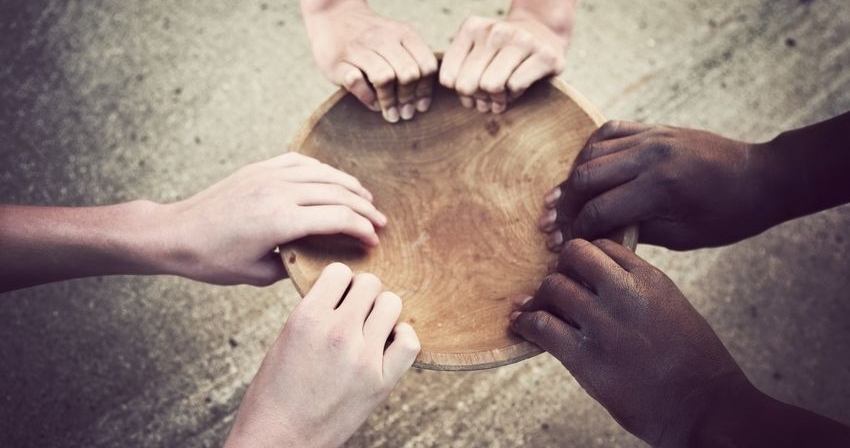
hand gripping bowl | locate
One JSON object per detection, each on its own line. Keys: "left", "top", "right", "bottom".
{"left": 281, "top": 78, "right": 638, "bottom": 371}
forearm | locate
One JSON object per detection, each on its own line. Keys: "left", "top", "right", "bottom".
{"left": 756, "top": 111, "right": 850, "bottom": 225}
{"left": 667, "top": 375, "right": 850, "bottom": 448}
{"left": 508, "top": 0, "right": 578, "bottom": 39}
{"left": 0, "top": 201, "right": 183, "bottom": 292}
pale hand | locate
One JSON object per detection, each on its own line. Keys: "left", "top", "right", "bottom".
{"left": 164, "top": 152, "right": 386, "bottom": 286}
{"left": 224, "top": 263, "right": 420, "bottom": 448}
{"left": 302, "top": 0, "right": 438, "bottom": 123}
{"left": 440, "top": 15, "right": 568, "bottom": 114}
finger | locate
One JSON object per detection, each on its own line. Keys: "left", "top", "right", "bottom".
{"left": 591, "top": 239, "right": 644, "bottom": 272}
{"left": 490, "top": 92, "right": 508, "bottom": 114}
{"left": 281, "top": 163, "right": 373, "bottom": 201}
{"left": 332, "top": 62, "right": 380, "bottom": 112}
{"left": 510, "top": 309, "right": 585, "bottom": 369}
{"left": 506, "top": 52, "right": 561, "bottom": 95}
{"left": 475, "top": 98, "right": 491, "bottom": 112}
{"left": 571, "top": 182, "right": 653, "bottom": 241}
{"left": 566, "top": 149, "right": 643, "bottom": 200}
{"left": 414, "top": 74, "right": 435, "bottom": 112}
{"left": 383, "top": 322, "right": 420, "bottom": 383}
{"left": 585, "top": 120, "right": 650, "bottom": 146}
{"left": 293, "top": 183, "right": 387, "bottom": 227}
{"left": 555, "top": 239, "right": 626, "bottom": 292}
{"left": 575, "top": 124, "right": 650, "bottom": 165}
{"left": 401, "top": 34, "right": 438, "bottom": 113}
{"left": 459, "top": 95, "right": 475, "bottom": 109}
{"left": 479, "top": 45, "right": 532, "bottom": 96}
{"left": 338, "top": 272, "right": 383, "bottom": 323}
{"left": 286, "top": 205, "right": 380, "bottom": 247}
{"left": 301, "top": 262, "right": 354, "bottom": 310}
{"left": 454, "top": 43, "right": 499, "bottom": 97}
{"left": 364, "top": 291, "right": 403, "bottom": 345}
{"left": 247, "top": 250, "right": 289, "bottom": 286}
{"left": 375, "top": 42, "right": 421, "bottom": 120}
{"left": 439, "top": 20, "right": 476, "bottom": 89}
{"left": 346, "top": 48, "right": 399, "bottom": 122}
{"left": 527, "top": 273, "right": 598, "bottom": 328}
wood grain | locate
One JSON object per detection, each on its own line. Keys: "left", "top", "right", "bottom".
{"left": 282, "top": 78, "right": 638, "bottom": 371}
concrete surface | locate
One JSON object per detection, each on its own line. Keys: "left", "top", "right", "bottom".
{"left": 1, "top": 0, "right": 849, "bottom": 446}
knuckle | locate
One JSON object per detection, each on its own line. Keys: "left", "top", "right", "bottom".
{"left": 368, "top": 68, "right": 396, "bottom": 87}
{"left": 487, "top": 22, "right": 515, "bottom": 46}
{"left": 599, "top": 120, "right": 621, "bottom": 136}
{"left": 569, "top": 163, "right": 594, "bottom": 192}
{"left": 558, "top": 240, "right": 584, "bottom": 267}
{"left": 512, "top": 29, "right": 534, "bottom": 49}
{"left": 479, "top": 77, "right": 504, "bottom": 94}
{"left": 461, "top": 16, "right": 488, "bottom": 34}
{"left": 397, "top": 67, "right": 420, "bottom": 85}
{"left": 580, "top": 200, "right": 604, "bottom": 229}
{"left": 355, "top": 271, "right": 382, "bottom": 289}
{"left": 528, "top": 311, "right": 556, "bottom": 334}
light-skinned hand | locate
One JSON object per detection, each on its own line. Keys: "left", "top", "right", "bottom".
{"left": 224, "top": 263, "right": 420, "bottom": 448}
{"left": 301, "top": 0, "right": 438, "bottom": 123}
{"left": 439, "top": 1, "right": 573, "bottom": 114}
{"left": 164, "top": 152, "right": 387, "bottom": 286}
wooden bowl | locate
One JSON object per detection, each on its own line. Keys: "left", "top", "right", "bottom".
{"left": 282, "top": 78, "right": 638, "bottom": 371}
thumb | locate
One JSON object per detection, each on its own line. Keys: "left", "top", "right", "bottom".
{"left": 383, "top": 322, "right": 420, "bottom": 384}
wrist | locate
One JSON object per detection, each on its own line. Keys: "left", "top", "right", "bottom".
{"left": 109, "top": 200, "right": 189, "bottom": 278}
{"left": 660, "top": 372, "right": 763, "bottom": 448}
{"left": 508, "top": 0, "right": 577, "bottom": 41}
{"left": 750, "top": 133, "right": 808, "bottom": 226}
{"left": 301, "top": 0, "right": 367, "bottom": 16}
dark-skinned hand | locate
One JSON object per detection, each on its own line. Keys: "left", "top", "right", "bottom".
{"left": 538, "top": 121, "right": 775, "bottom": 251}
{"left": 510, "top": 238, "right": 748, "bottom": 447}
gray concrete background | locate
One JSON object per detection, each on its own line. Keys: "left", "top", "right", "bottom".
{"left": 0, "top": 0, "right": 848, "bottom": 446}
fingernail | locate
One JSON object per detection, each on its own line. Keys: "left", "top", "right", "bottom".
{"left": 383, "top": 107, "right": 400, "bottom": 123}
{"left": 546, "top": 231, "right": 564, "bottom": 251}
{"left": 377, "top": 211, "right": 388, "bottom": 226}
{"left": 416, "top": 97, "right": 431, "bottom": 112}
{"left": 544, "top": 187, "right": 561, "bottom": 208}
{"left": 460, "top": 97, "right": 474, "bottom": 108}
{"left": 370, "top": 101, "right": 380, "bottom": 112}
{"left": 476, "top": 99, "right": 490, "bottom": 112}
{"left": 538, "top": 209, "right": 557, "bottom": 231}
{"left": 492, "top": 102, "right": 506, "bottom": 114}
{"left": 401, "top": 103, "right": 415, "bottom": 120}
{"left": 511, "top": 295, "right": 533, "bottom": 308}
{"left": 509, "top": 311, "right": 521, "bottom": 321}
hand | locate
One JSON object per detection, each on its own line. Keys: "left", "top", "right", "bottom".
{"left": 301, "top": 0, "right": 438, "bottom": 123}
{"left": 439, "top": 4, "right": 572, "bottom": 114}
{"left": 510, "top": 239, "right": 749, "bottom": 447}
{"left": 539, "top": 121, "right": 772, "bottom": 251}
{"left": 224, "top": 263, "right": 420, "bottom": 448}
{"left": 164, "top": 152, "right": 387, "bottom": 286}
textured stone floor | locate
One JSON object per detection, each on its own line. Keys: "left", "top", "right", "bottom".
{"left": 1, "top": 0, "right": 848, "bottom": 447}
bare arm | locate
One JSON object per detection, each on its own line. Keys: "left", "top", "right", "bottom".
{"left": 0, "top": 152, "right": 386, "bottom": 292}
{"left": 511, "top": 239, "right": 850, "bottom": 447}
{"left": 0, "top": 201, "right": 178, "bottom": 291}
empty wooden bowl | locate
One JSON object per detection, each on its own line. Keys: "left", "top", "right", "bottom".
{"left": 282, "top": 78, "right": 638, "bottom": 371}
